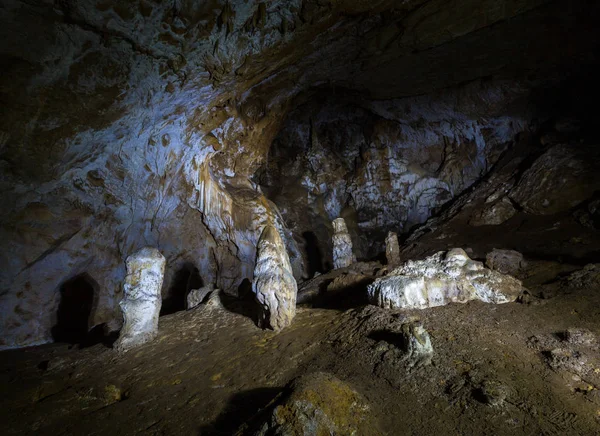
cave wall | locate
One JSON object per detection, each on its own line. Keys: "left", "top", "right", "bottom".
{"left": 260, "top": 81, "right": 534, "bottom": 269}
{"left": 0, "top": 0, "right": 598, "bottom": 349}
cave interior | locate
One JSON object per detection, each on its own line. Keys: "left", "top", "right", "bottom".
{"left": 1, "top": 0, "right": 600, "bottom": 434}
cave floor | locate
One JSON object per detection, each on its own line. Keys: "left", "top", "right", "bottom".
{"left": 2, "top": 275, "right": 600, "bottom": 436}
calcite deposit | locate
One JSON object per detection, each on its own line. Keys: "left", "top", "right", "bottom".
{"left": 385, "top": 231, "right": 401, "bottom": 266}
{"left": 332, "top": 217, "right": 355, "bottom": 269}
{"left": 368, "top": 248, "right": 522, "bottom": 310}
{"left": 252, "top": 225, "right": 297, "bottom": 331}
{"left": 114, "top": 247, "right": 165, "bottom": 352}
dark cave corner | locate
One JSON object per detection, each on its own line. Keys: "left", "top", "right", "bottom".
{"left": 302, "top": 231, "right": 324, "bottom": 277}
{"left": 161, "top": 263, "right": 203, "bottom": 316}
{"left": 51, "top": 273, "right": 98, "bottom": 347}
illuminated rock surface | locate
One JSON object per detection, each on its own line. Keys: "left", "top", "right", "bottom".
{"left": 332, "top": 217, "right": 355, "bottom": 269}
{"left": 252, "top": 225, "right": 297, "bottom": 331}
{"left": 114, "top": 247, "right": 165, "bottom": 352}
{"left": 368, "top": 248, "right": 523, "bottom": 310}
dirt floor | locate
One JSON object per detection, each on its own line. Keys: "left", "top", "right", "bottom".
{"left": 1, "top": 257, "right": 600, "bottom": 435}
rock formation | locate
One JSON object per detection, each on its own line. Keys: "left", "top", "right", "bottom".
{"left": 485, "top": 249, "right": 526, "bottom": 277}
{"left": 400, "top": 322, "right": 434, "bottom": 368}
{"left": 332, "top": 218, "right": 355, "bottom": 269}
{"left": 114, "top": 248, "right": 165, "bottom": 352}
{"left": 385, "top": 231, "right": 401, "bottom": 266}
{"left": 186, "top": 285, "right": 214, "bottom": 310}
{"left": 252, "top": 225, "right": 297, "bottom": 331}
{"left": 246, "top": 372, "right": 378, "bottom": 436}
{"left": 368, "top": 248, "right": 522, "bottom": 310}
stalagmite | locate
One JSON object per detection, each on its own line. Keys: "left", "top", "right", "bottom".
{"left": 114, "top": 247, "right": 166, "bottom": 352}
{"left": 332, "top": 217, "right": 355, "bottom": 269}
{"left": 385, "top": 231, "right": 401, "bottom": 266}
{"left": 252, "top": 224, "right": 297, "bottom": 331}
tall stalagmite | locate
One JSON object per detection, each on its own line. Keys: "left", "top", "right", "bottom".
{"left": 332, "top": 218, "right": 355, "bottom": 269}
{"left": 252, "top": 225, "right": 297, "bottom": 331}
{"left": 114, "top": 247, "right": 165, "bottom": 352}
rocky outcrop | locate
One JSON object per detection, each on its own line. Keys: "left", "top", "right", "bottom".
{"left": 247, "top": 372, "right": 378, "bottom": 436}
{"left": 114, "top": 247, "right": 165, "bottom": 352}
{"left": 186, "top": 285, "right": 214, "bottom": 310}
{"left": 368, "top": 248, "right": 522, "bottom": 310}
{"left": 385, "top": 231, "right": 401, "bottom": 266}
{"left": 252, "top": 225, "right": 297, "bottom": 331}
{"left": 509, "top": 144, "right": 600, "bottom": 215}
{"left": 332, "top": 218, "right": 355, "bottom": 269}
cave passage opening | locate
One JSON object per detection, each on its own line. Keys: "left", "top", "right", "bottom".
{"left": 51, "top": 273, "right": 97, "bottom": 345}
{"left": 161, "top": 263, "right": 203, "bottom": 316}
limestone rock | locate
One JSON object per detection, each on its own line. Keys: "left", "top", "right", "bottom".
{"left": 509, "top": 144, "right": 600, "bottom": 215}
{"left": 252, "top": 225, "right": 297, "bottom": 331}
{"left": 186, "top": 285, "right": 214, "bottom": 310}
{"left": 485, "top": 249, "right": 526, "bottom": 277}
{"left": 114, "top": 248, "right": 165, "bottom": 352}
{"left": 564, "top": 264, "right": 600, "bottom": 289}
{"left": 385, "top": 231, "right": 401, "bottom": 266}
{"left": 250, "top": 372, "right": 378, "bottom": 436}
{"left": 332, "top": 218, "right": 355, "bottom": 269}
{"left": 367, "top": 248, "right": 522, "bottom": 310}
{"left": 470, "top": 197, "right": 516, "bottom": 226}
{"left": 400, "top": 322, "right": 434, "bottom": 368}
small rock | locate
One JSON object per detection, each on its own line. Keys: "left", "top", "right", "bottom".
{"left": 186, "top": 285, "right": 214, "bottom": 309}
{"left": 401, "top": 322, "right": 434, "bottom": 368}
{"left": 478, "top": 379, "right": 509, "bottom": 406}
{"left": 565, "top": 328, "right": 597, "bottom": 347}
{"left": 485, "top": 249, "right": 526, "bottom": 277}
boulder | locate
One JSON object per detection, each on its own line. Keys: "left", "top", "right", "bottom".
{"left": 252, "top": 225, "right": 298, "bottom": 331}
{"left": 367, "top": 248, "right": 522, "bottom": 310}
{"left": 114, "top": 247, "right": 165, "bottom": 352}
{"left": 248, "top": 372, "right": 379, "bottom": 436}
{"left": 470, "top": 197, "right": 516, "bottom": 226}
{"left": 186, "top": 285, "right": 214, "bottom": 310}
{"left": 385, "top": 231, "right": 401, "bottom": 266}
{"left": 332, "top": 217, "right": 355, "bottom": 269}
{"left": 509, "top": 144, "right": 600, "bottom": 215}
{"left": 485, "top": 249, "right": 526, "bottom": 277}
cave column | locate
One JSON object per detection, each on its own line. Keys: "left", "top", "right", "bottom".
{"left": 252, "top": 224, "right": 297, "bottom": 331}
{"left": 114, "top": 247, "right": 166, "bottom": 352}
{"left": 332, "top": 218, "right": 355, "bottom": 269}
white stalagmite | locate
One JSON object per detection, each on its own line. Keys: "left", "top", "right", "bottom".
{"left": 385, "top": 231, "right": 401, "bottom": 266}
{"left": 368, "top": 248, "right": 522, "bottom": 310}
{"left": 332, "top": 217, "right": 355, "bottom": 269}
{"left": 114, "top": 247, "right": 166, "bottom": 352}
{"left": 252, "top": 224, "right": 297, "bottom": 331}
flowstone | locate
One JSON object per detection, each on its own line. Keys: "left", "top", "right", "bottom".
{"left": 252, "top": 225, "right": 297, "bottom": 331}
{"left": 114, "top": 247, "right": 166, "bottom": 352}
{"left": 332, "top": 217, "right": 355, "bottom": 269}
{"left": 367, "top": 248, "right": 522, "bottom": 310}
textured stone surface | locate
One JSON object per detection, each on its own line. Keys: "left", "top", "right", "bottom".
{"left": 250, "top": 372, "right": 378, "bottom": 436}
{"left": 400, "top": 322, "right": 434, "bottom": 368}
{"left": 470, "top": 197, "right": 517, "bottom": 226}
{"left": 368, "top": 248, "right": 522, "bottom": 310}
{"left": 332, "top": 218, "right": 355, "bottom": 269}
{"left": 186, "top": 286, "right": 214, "bottom": 310}
{"left": 252, "top": 225, "right": 297, "bottom": 331}
{"left": 0, "top": 0, "right": 598, "bottom": 349}
{"left": 509, "top": 144, "right": 600, "bottom": 215}
{"left": 114, "top": 247, "right": 165, "bottom": 352}
{"left": 485, "top": 249, "right": 526, "bottom": 277}
{"left": 385, "top": 231, "right": 401, "bottom": 266}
